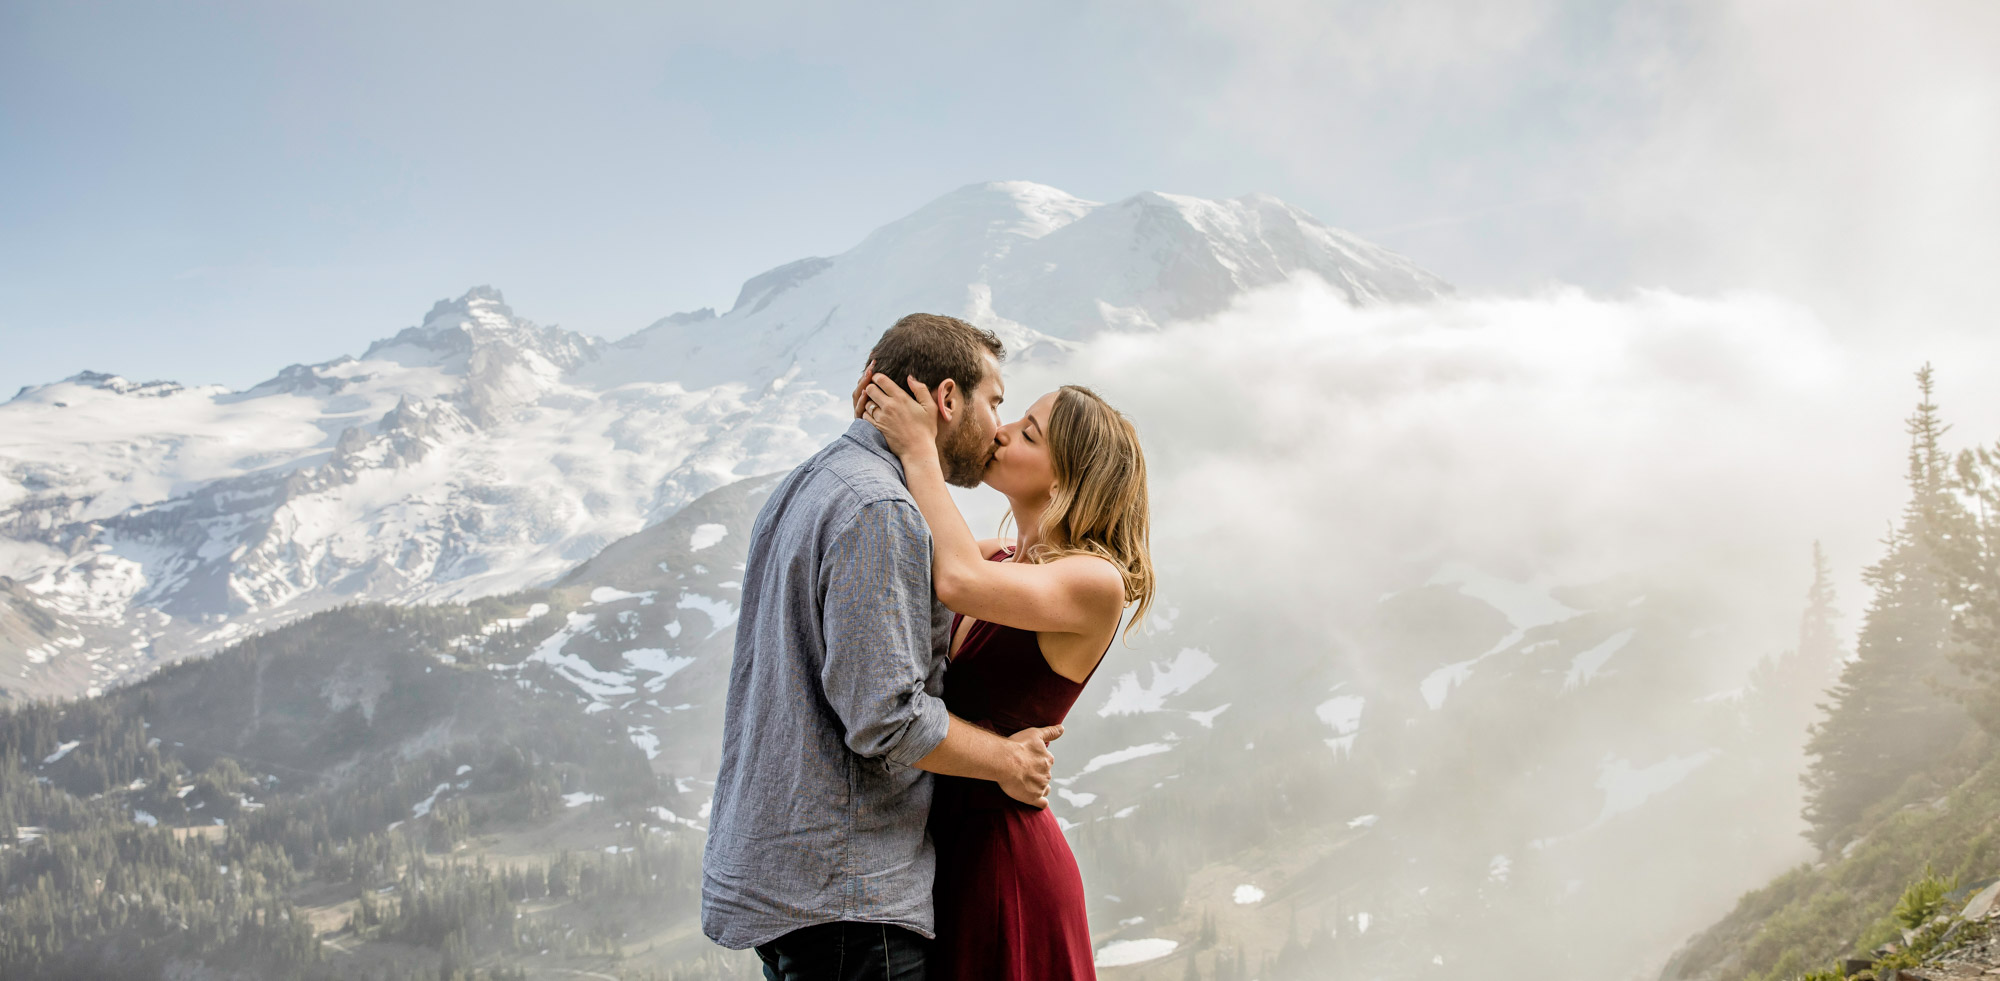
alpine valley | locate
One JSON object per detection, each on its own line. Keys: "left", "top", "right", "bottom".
{"left": 0, "top": 183, "right": 1845, "bottom": 981}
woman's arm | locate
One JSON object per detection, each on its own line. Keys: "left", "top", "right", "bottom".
{"left": 863, "top": 375, "right": 1125, "bottom": 637}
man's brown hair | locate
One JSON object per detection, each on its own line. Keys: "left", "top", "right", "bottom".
{"left": 866, "top": 313, "right": 1005, "bottom": 400}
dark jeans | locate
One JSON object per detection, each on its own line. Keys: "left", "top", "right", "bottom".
{"left": 754, "top": 921, "right": 930, "bottom": 981}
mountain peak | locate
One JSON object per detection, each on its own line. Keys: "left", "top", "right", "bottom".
{"left": 730, "top": 257, "right": 834, "bottom": 316}
{"left": 16, "top": 371, "right": 192, "bottom": 401}
{"left": 421, "top": 285, "right": 514, "bottom": 328}
{"left": 868, "top": 181, "right": 1100, "bottom": 249}
{"left": 586, "top": 181, "right": 1450, "bottom": 391}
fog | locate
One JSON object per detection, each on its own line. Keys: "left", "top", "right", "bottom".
{"left": 955, "top": 278, "right": 1975, "bottom": 977}
{"left": 1003, "top": 278, "right": 1914, "bottom": 642}
{"left": 10, "top": 2, "right": 1999, "bottom": 974}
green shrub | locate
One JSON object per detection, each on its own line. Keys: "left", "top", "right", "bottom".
{"left": 1892, "top": 865, "right": 1958, "bottom": 930}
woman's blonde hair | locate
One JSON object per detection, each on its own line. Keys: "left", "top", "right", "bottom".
{"left": 1018, "top": 385, "right": 1155, "bottom": 637}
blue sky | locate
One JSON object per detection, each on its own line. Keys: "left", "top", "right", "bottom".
{"left": 3, "top": 1, "right": 1996, "bottom": 397}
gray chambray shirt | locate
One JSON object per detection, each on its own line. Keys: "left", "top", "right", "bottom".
{"left": 701, "top": 419, "right": 954, "bottom": 950}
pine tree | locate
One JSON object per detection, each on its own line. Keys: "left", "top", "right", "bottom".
{"left": 1799, "top": 541, "right": 1845, "bottom": 678}
{"left": 1944, "top": 430, "right": 2000, "bottom": 731}
{"left": 1802, "top": 365, "right": 1974, "bottom": 849}
{"left": 1747, "top": 542, "right": 1848, "bottom": 743}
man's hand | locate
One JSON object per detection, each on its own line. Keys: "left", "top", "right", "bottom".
{"left": 999, "top": 724, "right": 1064, "bottom": 809}
{"left": 913, "top": 717, "right": 1064, "bottom": 809}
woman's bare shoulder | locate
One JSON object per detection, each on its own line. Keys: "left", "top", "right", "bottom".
{"left": 1047, "top": 552, "right": 1129, "bottom": 607}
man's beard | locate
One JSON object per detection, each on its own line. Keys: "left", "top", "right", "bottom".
{"left": 938, "top": 419, "right": 996, "bottom": 488}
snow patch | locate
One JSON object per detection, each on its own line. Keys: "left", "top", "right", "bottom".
{"left": 1429, "top": 561, "right": 1579, "bottom": 632}
{"left": 677, "top": 592, "right": 738, "bottom": 637}
{"left": 649, "top": 805, "right": 702, "bottom": 829}
{"left": 1096, "top": 939, "right": 1178, "bottom": 967}
{"left": 623, "top": 648, "right": 696, "bottom": 691}
{"left": 1317, "top": 694, "right": 1365, "bottom": 755}
{"left": 1420, "top": 662, "right": 1476, "bottom": 712}
{"left": 1419, "top": 562, "right": 1582, "bottom": 709}
{"left": 1057, "top": 789, "right": 1097, "bottom": 807}
{"left": 689, "top": 523, "right": 728, "bottom": 551}
{"left": 1060, "top": 743, "right": 1174, "bottom": 783}
{"left": 1097, "top": 647, "right": 1216, "bottom": 717}
{"left": 589, "top": 587, "right": 656, "bottom": 605}
{"left": 1593, "top": 749, "right": 1720, "bottom": 826}
{"left": 1565, "top": 629, "right": 1638, "bottom": 689}
{"left": 525, "top": 613, "right": 638, "bottom": 699}
{"left": 411, "top": 783, "right": 450, "bottom": 818}
{"left": 1233, "top": 884, "right": 1265, "bottom": 905}
{"left": 1186, "top": 704, "right": 1231, "bottom": 728}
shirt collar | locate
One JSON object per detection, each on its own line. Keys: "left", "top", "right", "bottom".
{"left": 842, "top": 418, "right": 907, "bottom": 480}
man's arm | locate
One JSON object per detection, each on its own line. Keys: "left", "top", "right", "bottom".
{"left": 819, "top": 500, "right": 952, "bottom": 766}
{"left": 819, "top": 500, "right": 1061, "bottom": 808}
{"left": 915, "top": 717, "right": 1063, "bottom": 810}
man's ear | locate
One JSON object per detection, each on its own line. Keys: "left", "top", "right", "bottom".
{"left": 933, "top": 378, "right": 959, "bottom": 424}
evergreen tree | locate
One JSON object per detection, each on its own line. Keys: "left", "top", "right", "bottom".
{"left": 1802, "top": 365, "right": 1975, "bottom": 849}
{"left": 1944, "top": 432, "right": 2000, "bottom": 731}
{"left": 1747, "top": 542, "right": 1848, "bottom": 743}
{"left": 1799, "top": 540, "right": 1845, "bottom": 678}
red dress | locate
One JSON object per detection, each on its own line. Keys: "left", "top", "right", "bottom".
{"left": 930, "top": 549, "right": 1102, "bottom": 981}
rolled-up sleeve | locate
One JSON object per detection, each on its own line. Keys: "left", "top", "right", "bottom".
{"left": 819, "top": 500, "right": 950, "bottom": 768}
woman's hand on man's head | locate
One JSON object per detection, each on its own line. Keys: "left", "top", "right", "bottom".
{"left": 850, "top": 360, "right": 876, "bottom": 419}
{"left": 862, "top": 372, "right": 941, "bottom": 460}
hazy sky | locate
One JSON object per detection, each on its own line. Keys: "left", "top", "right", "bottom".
{"left": 2, "top": 1, "right": 1996, "bottom": 399}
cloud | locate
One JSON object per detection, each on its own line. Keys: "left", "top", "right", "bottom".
{"left": 1178, "top": 0, "right": 2000, "bottom": 362}
{"left": 1008, "top": 276, "right": 1906, "bottom": 644}
{"left": 1608, "top": 0, "right": 2000, "bottom": 338}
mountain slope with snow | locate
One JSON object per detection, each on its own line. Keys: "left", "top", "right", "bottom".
{"left": 0, "top": 183, "right": 1444, "bottom": 702}
{"left": 0, "top": 180, "right": 1846, "bottom": 981}
{"left": 581, "top": 181, "right": 1449, "bottom": 392}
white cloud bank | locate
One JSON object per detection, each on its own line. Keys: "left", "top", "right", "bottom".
{"left": 1009, "top": 276, "right": 1915, "bottom": 658}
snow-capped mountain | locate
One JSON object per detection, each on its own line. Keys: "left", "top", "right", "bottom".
{"left": 0, "top": 182, "right": 1445, "bottom": 702}
{"left": 582, "top": 182, "right": 1449, "bottom": 392}
{"left": 0, "top": 180, "right": 1833, "bottom": 981}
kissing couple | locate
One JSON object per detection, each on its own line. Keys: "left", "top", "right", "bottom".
{"left": 702, "top": 313, "right": 1155, "bottom": 981}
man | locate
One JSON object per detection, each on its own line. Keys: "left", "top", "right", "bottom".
{"left": 702, "top": 313, "right": 1065, "bottom": 980}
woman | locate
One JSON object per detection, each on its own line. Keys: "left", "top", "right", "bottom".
{"left": 859, "top": 372, "right": 1155, "bottom": 981}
